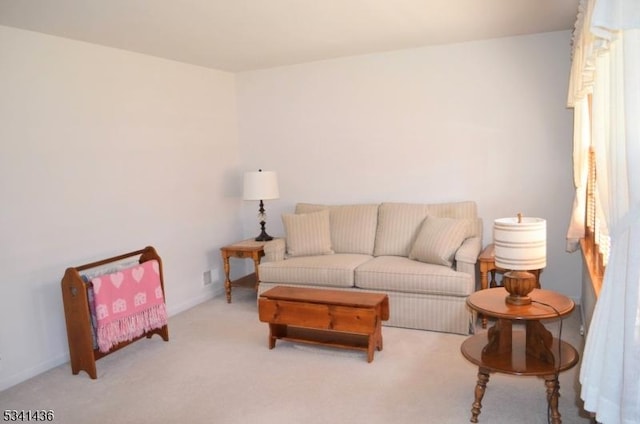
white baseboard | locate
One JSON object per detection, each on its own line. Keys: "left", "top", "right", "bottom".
{"left": 1, "top": 286, "right": 226, "bottom": 392}
{"left": 0, "top": 352, "right": 69, "bottom": 392}
{"left": 166, "top": 289, "right": 219, "bottom": 316}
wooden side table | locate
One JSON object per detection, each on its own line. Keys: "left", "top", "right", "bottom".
{"left": 220, "top": 239, "right": 267, "bottom": 303}
{"left": 477, "top": 244, "right": 542, "bottom": 328}
{"left": 461, "top": 288, "right": 579, "bottom": 423}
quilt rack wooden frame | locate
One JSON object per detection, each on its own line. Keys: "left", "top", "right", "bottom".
{"left": 61, "top": 245, "right": 169, "bottom": 379}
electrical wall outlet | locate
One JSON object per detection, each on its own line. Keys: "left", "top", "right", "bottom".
{"left": 203, "top": 270, "right": 213, "bottom": 286}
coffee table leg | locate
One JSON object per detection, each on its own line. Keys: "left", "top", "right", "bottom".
{"left": 367, "top": 320, "right": 384, "bottom": 362}
{"left": 268, "top": 323, "right": 286, "bottom": 349}
{"left": 544, "top": 375, "right": 561, "bottom": 424}
{"left": 470, "top": 368, "right": 490, "bottom": 423}
{"left": 367, "top": 338, "right": 374, "bottom": 363}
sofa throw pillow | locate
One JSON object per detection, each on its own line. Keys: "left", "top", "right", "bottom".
{"left": 282, "top": 209, "right": 334, "bottom": 257}
{"left": 409, "top": 216, "right": 469, "bottom": 267}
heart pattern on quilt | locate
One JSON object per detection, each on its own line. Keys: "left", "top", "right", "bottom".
{"left": 132, "top": 266, "right": 145, "bottom": 282}
{"left": 110, "top": 272, "right": 124, "bottom": 289}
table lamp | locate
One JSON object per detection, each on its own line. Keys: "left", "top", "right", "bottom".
{"left": 493, "top": 214, "right": 546, "bottom": 305}
{"left": 243, "top": 169, "right": 279, "bottom": 241}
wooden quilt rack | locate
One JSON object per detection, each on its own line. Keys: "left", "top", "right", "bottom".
{"left": 61, "top": 246, "right": 169, "bottom": 379}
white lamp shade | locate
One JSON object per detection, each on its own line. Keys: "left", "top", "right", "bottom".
{"left": 243, "top": 171, "right": 279, "bottom": 200}
{"left": 493, "top": 216, "right": 546, "bottom": 270}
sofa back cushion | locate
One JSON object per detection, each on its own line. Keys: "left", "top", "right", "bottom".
{"left": 295, "top": 203, "right": 379, "bottom": 255}
{"left": 374, "top": 201, "right": 478, "bottom": 257}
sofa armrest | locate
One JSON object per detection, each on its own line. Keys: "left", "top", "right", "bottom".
{"left": 455, "top": 236, "right": 482, "bottom": 276}
{"left": 262, "top": 238, "right": 286, "bottom": 262}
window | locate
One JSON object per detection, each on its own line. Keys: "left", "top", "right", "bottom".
{"left": 582, "top": 146, "right": 609, "bottom": 294}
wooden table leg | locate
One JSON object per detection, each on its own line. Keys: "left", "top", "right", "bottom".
{"left": 375, "top": 319, "right": 383, "bottom": 351}
{"left": 470, "top": 368, "right": 490, "bottom": 423}
{"left": 480, "top": 268, "right": 489, "bottom": 291}
{"left": 268, "top": 323, "right": 286, "bottom": 349}
{"left": 251, "top": 252, "right": 261, "bottom": 291}
{"left": 222, "top": 253, "right": 232, "bottom": 303}
{"left": 363, "top": 317, "right": 384, "bottom": 363}
{"left": 544, "top": 375, "right": 562, "bottom": 424}
{"left": 367, "top": 336, "right": 375, "bottom": 363}
{"left": 479, "top": 266, "right": 489, "bottom": 328}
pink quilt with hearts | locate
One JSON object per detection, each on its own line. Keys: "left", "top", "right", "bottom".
{"left": 91, "top": 259, "right": 167, "bottom": 353}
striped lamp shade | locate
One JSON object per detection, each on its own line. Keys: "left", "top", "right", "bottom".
{"left": 493, "top": 216, "right": 546, "bottom": 271}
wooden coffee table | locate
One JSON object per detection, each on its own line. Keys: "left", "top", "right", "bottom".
{"left": 258, "top": 286, "right": 389, "bottom": 362}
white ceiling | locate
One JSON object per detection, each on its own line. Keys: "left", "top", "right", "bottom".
{"left": 0, "top": 0, "right": 579, "bottom": 72}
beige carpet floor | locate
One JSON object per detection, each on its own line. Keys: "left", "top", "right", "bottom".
{"left": 1, "top": 289, "right": 594, "bottom": 424}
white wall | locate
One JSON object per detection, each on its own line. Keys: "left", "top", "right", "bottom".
{"left": 0, "top": 26, "right": 584, "bottom": 391}
{"left": 0, "top": 26, "right": 243, "bottom": 390}
{"left": 237, "top": 31, "right": 582, "bottom": 300}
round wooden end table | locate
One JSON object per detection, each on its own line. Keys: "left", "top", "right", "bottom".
{"left": 461, "top": 288, "right": 579, "bottom": 423}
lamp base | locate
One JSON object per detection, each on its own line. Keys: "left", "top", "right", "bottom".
{"left": 254, "top": 231, "right": 273, "bottom": 242}
{"left": 254, "top": 207, "right": 273, "bottom": 241}
{"left": 254, "top": 220, "right": 273, "bottom": 242}
{"left": 503, "top": 270, "right": 537, "bottom": 306}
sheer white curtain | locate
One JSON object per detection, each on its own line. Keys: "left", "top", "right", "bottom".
{"left": 567, "top": 1, "right": 640, "bottom": 423}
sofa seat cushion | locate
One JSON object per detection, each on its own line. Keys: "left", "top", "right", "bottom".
{"left": 259, "top": 254, "right": 373, "bottom": 288}
{"left": 354, "top": 256, "right": 473, "bottom": 297}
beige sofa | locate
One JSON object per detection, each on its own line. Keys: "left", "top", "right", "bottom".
{"left": 257, "top": 201, "right": 482, "bottom": 335}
